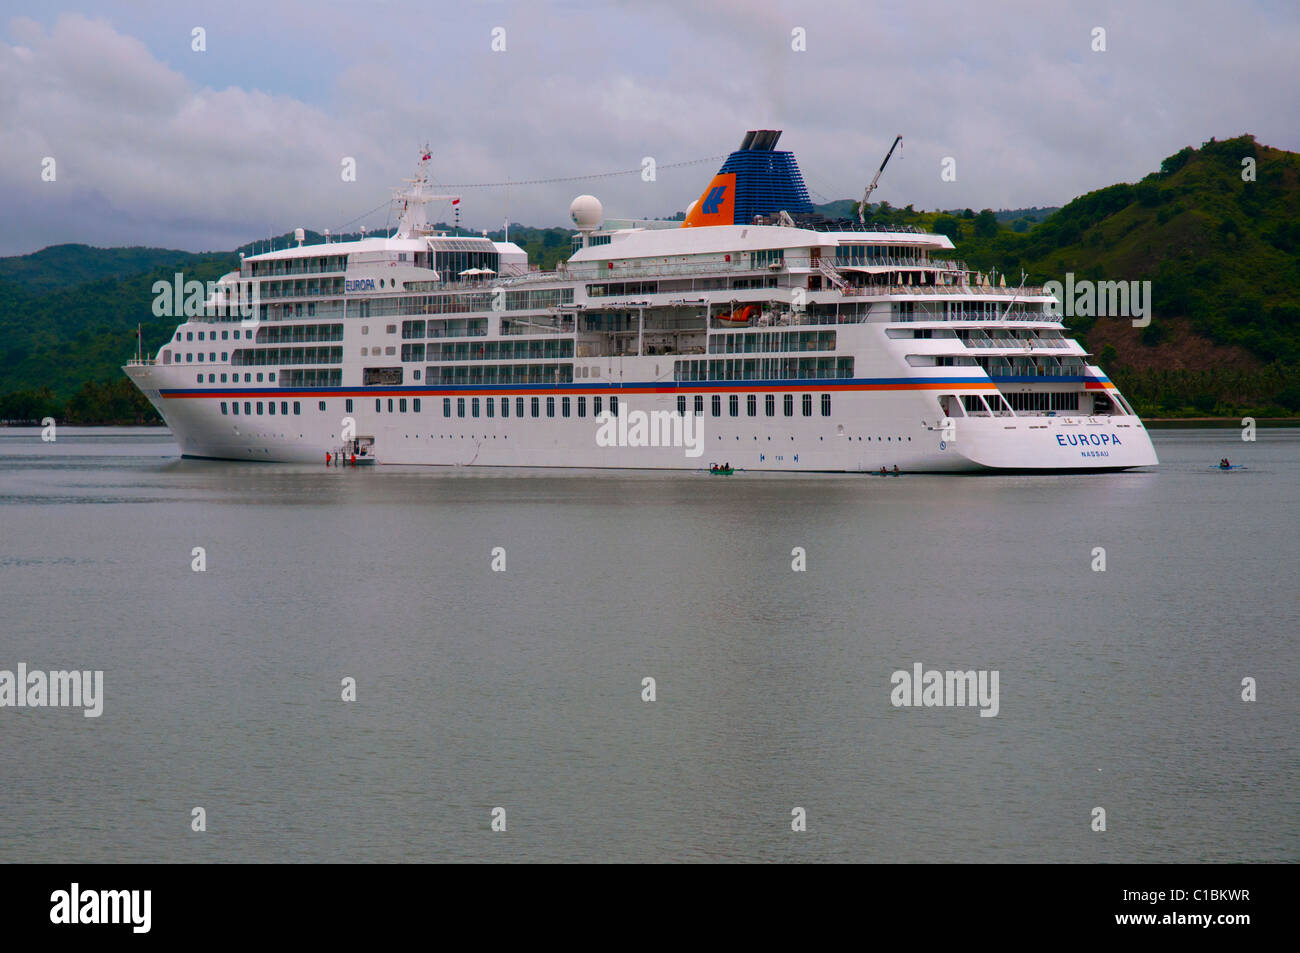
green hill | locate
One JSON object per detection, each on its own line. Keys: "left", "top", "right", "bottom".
{"left": 0, "top": 244, "right": 229, "bottom": 295}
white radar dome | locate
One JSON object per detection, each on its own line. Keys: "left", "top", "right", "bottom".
{"left": 570, "top": 194, "right": 603, "bottom": 229}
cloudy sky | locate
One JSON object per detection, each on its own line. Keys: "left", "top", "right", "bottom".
{"left": 1, "top": 0, "right": 1296, "bottom": 255}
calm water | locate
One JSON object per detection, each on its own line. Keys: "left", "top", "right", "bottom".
{"left": 0, "top": 427, "right": 1296, "bottom": 863}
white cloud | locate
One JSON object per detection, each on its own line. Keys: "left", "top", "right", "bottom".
{"left": 1, "top": 2, "right": 1297, "bottom": 255}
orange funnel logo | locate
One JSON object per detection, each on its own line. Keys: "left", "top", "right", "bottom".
{"left": 682, "top": 173, "right": 735, "bottom": 227}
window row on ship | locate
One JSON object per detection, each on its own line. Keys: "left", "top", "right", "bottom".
{"left": 214, "top": 392, "right": 840, "bottom": 421}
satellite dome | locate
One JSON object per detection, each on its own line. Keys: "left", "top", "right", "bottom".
{"left": 569, "top": 194, "right": 603, "bottom": 229}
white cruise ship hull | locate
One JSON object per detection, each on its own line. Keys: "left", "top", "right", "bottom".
{"left": 124, "top": 363, "right": 1158, "bottom": 472}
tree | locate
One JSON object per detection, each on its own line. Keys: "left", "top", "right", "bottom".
{"left": 973, "top": 209, "right": 999, "bottom": 238}
{"left": 932, "top": 215, "right": 962, "bottom": 241}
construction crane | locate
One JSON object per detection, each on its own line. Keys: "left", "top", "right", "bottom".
{"left": 858, "top": 135, "right": 903, "bottom": 224}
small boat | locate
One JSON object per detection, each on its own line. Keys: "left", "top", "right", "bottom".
{"left": 1212, "top": 464, "right": 1245, "bottom": 470}
{"left": 340, "top": 436, "right": 377, "bottom": 466}
{"left": 708, "top": 464, "right": 734, "bottom": 475}
{"left": 714, "top": 304, "right": 758, "bottom": 327}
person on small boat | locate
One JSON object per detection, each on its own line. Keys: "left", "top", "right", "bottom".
{"left": 893, "top": 465, "right": 899, "bottom": 475}
{"left": 1220, "top": 458, "right": 1230, "bottom": 468}
{"left": 880, "top": 465, "right": 888, "bottom": 476}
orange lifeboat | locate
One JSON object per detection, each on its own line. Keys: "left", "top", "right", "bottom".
{"left": 715, "top": 304, "right": 758, "bottom": 327}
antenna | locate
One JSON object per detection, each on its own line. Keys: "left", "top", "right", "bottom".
{"left": 859, "top": 135, "right": 903, "bottom": 224}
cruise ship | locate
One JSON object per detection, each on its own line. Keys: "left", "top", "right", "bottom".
{"left": 124, "top": 131, "right": 1158, "bottom": 472}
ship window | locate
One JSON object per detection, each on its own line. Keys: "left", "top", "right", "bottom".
{"left": 802, "top": 394, "right": 812, "bottom": 416}
{"left": 387, "top": 399, "right": 394, "bottom": 412}
{"left": 500, "top": 397, "right": 509, "bottom": 418}
{"left": 472, "top": 398, "right": 479, "bottom": 417}
{"left": 255, "top": 372, "right": 262, "bottom": 382}
{"left": 376, "top": 399, "right": 382, "bottom": 413}
{"left": 413, "top": 398, "right": 421, "bottom": 413}
{"left": 765, "top": 394, "right": 775, "bottom": 416}
{"left": 222, "top": 331, "right": 228, "bottom": 340}
{"left": 187, "top": 332, "right": 193, "bottom": 341}
{"left": 747, "top": 394, "right": 757, "bottom": 417}
{"left": 677, "top": 395, "right": 686, "bottom": 416}
{"left": 821, "top": 394, "right": 831, "bottom": 416}
{"left": 562, "top": 397, "right": 570, "bottom": 418}
{"left": 345, "top": 399, "right": 353, "bottom": 413}
{"left": 729, "top": 395, "right": 739, "bottom": 417}
{"left": 694, "top": 395, "right": 703, "bottom": 416}
{"left": 281, "top": 402, "right": 288, "bottom": 415}
{"left": 579, "top": 396, "right": 587, "bottom": 418}
{"left": 220, "top": 374, "right": 226, "bottom": 382}
{"left": 531, "top": 397, "right": 539, "bottom": 418}
{"left": 593, "top": 396, "right": 602, "bottom": 416}
{"left": 784, "top": 394, "right": 793, "bottom": 416}
{"left": 208, "top": 374, "right": 215, "bottom": 383}
{"left": 232, "top": 403, "right": 239, "bottom": 415}
{"left": 245, "top": 373, "right": 251, "bottom": 382}
{"left": 712, "top": 395, "right": 721, "bottom": 417}
{"left": 244, "top": 402, "right": 251, "bottom": 415}
{"left": 268, "top": 402, "right": 275, "bottom": 415}
{"left": 443, "top": 398, "right": 451, "bottom": 417}
{"left": 186, "top": 353, "right": 193, "bottom": 362}
{"left": 547, "top": 397, "right": 555, "bottom": 418}
{"left": 516, "top": 397, "right": 525, "bottom": 417}
{"left": 293, "top": 402, "right": 301, "bottom": 415}
{"left": 268, "top": 373, "right": 275, "bottom": 382}
{"left": 196, "top": 353, "right": 203, "bottom": 362}
{"left": 198, "top": 332, "right": 204, "bottom": 341}
{"left": 457, "top": 398, "right": 465, "bottom": 417}
{"left": 400, "top": 398, "right": 408, "bottom": 413}
{"left": 220, "top": 402, "right": 227, "bottom": 415}
{"left": 486, "top": 398, "right": 494, "bottom": 418}
{"left": 245, "top": 330, "right": 253, "bottom": 339}
{"left": 610, "top": 396, "right": 619, "bottom": 417}
{"left": 197, "top": 374, "right": 203, "bottom": 383}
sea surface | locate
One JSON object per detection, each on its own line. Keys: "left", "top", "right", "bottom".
{"left": 0, "top": 427, "right": 1296, "bottom": 863}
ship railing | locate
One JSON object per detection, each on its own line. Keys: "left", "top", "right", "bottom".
{"left": 811, "top": 222, "right": 927, "bottom": 234}
{"left": 125, "top": 357, "right": 157, "bottom": 366}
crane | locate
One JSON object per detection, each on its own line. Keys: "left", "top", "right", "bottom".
{"left": 858, "top": 135, "right": 903, "bottom": 224}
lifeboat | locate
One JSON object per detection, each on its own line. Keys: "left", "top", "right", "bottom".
{"left": 714, "top": 304, "right": 758, "bottom": 327}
